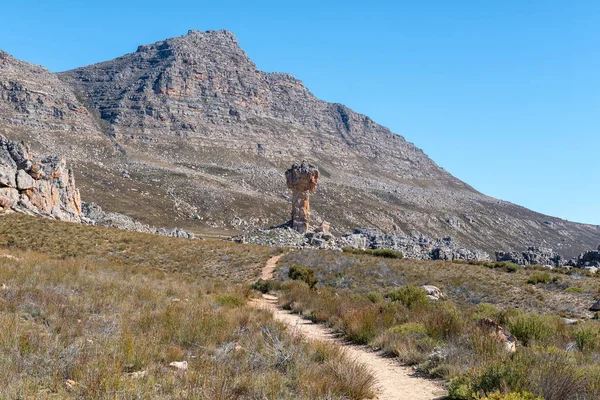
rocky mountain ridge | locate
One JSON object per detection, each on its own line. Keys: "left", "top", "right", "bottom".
{"left": 0, "top": 30, "right": 598, "bottom": 256}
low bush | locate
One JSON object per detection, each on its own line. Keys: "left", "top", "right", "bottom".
{"left": 507, "top": 312, "right": 556, "bottom": 346}
{"left": 374, "top": 323, "right": 436, "bottom": 364}
{"left": 366, "top": 291, "right": 384, "bottom": 303}
{"left": 574, "top": 324, "right": 599, "bottom": 353}
{"left": 565, "top": 286, "right": 585, "bottom": 294}
{"left": 387, "top": 285, "right": 429, "bottom": 309}
{"left": 527, "top": 271, "right": 560, "bottom": 285}
{"left": 342, "top": 247, "right": 404, "bottom": 259}
{"left": 480, "top": 392, "right": 542, "bottom": 400}
{"left": 288, "top": 265, "right": 318, "bottom": 288}
{"left": 251, "top": 278, "right": 279, "bottom": 294}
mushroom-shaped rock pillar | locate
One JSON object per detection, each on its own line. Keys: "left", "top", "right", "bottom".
{"left": 285, "top": 161, "right": 320, "bottom": 234}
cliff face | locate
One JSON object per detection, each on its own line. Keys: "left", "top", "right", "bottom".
{"left": 0, "top": 135, "right": 81, "bottom": 221}
{"left": 0, "top": 31, "right": 597, "bottom": 255}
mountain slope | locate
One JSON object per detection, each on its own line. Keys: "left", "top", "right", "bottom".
{"left": 1, "top": 30, "right": 598, "bottom": 256}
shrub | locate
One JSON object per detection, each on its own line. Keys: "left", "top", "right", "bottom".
{"left": 369, "top": 249, "right": 403, "bottom": 259}
{"left": 215, "top": 293, "right": 245, "bottom": 307}
{"left": 481, "top": 392, "right": 542, "bottom": 400}
{"left": 366, "top": 291, "right": 384, "bottom": 303}
{"left": 288, "top": 266, "right": 317, "bottom": 288}
{"left": 574, "top": 324, "right": 599, "bottom": 353}
{"left": 471, "top": 303, "right": 504, "bottom": 322}
{"left": 252, "top": 278, "right": 278, "bottom": 294}
{"left": 387, "top": 285, "right": 429, "bottom": 309}
{"left": 564, "top": 286, "right": 585, "bottom": 294}
{"left": 507, "top": 312, "right": 556, "bottom": 346}
{"left": 527, "top": 271, "right": 559, "bottom": 285}
{"left": 426, "top": 302, "right": 465, "bottom": 340}
{"left": 505, "top": 263, "right": 520, "bottom": 273}
{"left": 374, "top": 323, "right": 436, "bottom": 364}
{"left": 341, "top": 306, "right": 380, "bottom": 345}
{"left": 342, "top": 247, "right": 403, "bottom": 259}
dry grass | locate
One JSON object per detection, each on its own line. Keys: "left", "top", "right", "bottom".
{"left": 276, "top": 250, "right": 599, "bottom": 317}
{"left": 273, "top": 250, "right": 600, "bottom": 399}
{"left": 0, "top": 213, "right": 274, "bottom": 282}
{"left": 0, "top": 215, "right": 376, "bottom": 399}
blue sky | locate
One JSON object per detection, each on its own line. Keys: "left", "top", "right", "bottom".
{"left": 1, "top": 0, "right": 598, "bottom": 224}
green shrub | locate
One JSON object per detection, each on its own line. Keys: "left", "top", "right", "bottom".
{"left": 507, "top": 312, "right": 556, "bottom": 346}
{"left": 369, "top": 249, "right": 403, "bottom": 259}
{"left": 366, "top": 291, "right": 384, "bottom": 303}
{"left": 388, "top": 322, "right": 428, "bottom": 336}
{"left": 574, "top": 324, "right": 599, "bottom": 353}
{"left": 215, "top": 294, "right": 245, "bottom": 307}
{"left": 342, "top": 247, "right": 403, "bottom": 259}
{"left": 471, "top": 303, "right": 504, "bottom": 322}
{"left": 505, "top": 263, "right": 520, "bottom": 273}
{"left": 481, "top": 392, "right": 542, "bottom": 400}
{"left": 251, "top": 278, "right": 279, "bottom": 294}
{"left": 288, "top": 266, "right": 318, "bottom": 288}
{"left": 387, "top": 285, "right": 429, "bottom": 309}
{"left": 527, "top": 271, "right": 559, "bottom": 284}
{"left": 565, "top": 286, "right": 585, "bottom": 294}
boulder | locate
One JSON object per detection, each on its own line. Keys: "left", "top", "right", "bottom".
{"left": 0, "top": 165, "right": 16, "bottom": 187}
{"left": 16, "top": 169, "right": 34, "bottom": 190}
{"left": 0, "top": 187, "right": 19, "bottom": 208}
{"left": 422, "top": 285, "right": 443, "bottom": 300}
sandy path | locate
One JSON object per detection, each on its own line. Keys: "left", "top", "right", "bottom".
{"left": 250, "top": 255, "right": 447, "bottom": 400}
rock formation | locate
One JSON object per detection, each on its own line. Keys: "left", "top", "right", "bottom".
{"left": 496, "top": 247, "right": 564, "bottom": 267}
{"left": 0, "top": 135, "right": 81, "bottom": 221}
{"left": 285, "top": 161, "right": 320, "bottom": 233}
{"left": 338, "top": 228, "right": 491, "bottom": 261}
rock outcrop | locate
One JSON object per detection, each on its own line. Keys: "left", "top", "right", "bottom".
{"left": 285, "top": 161, "right": 320, "bottom": 233}
{"left": 0, "top": 135, "right": 81, "bottom": 221}
{"left": 338, "top": 228, "right": 491, "bottom": 261}
{"left": 495, "top": 247, "right": 564, "bottom": 267}
{"left": 82, "top": 202, "right": 195, "bottom": 239}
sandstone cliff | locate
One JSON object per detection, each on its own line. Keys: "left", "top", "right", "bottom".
{"left": 0, "top": 135, "right": 81, "bottom": 221}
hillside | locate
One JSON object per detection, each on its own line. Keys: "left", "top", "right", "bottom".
{"left": 0, "top": 30, "right": 598, "bottom": 255}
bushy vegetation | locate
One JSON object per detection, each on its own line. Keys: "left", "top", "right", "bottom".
{"left": 276, "top": 250, "right": 600, "bottom": 400}
{"left": 342, "top": 247, "right": 404, "bottom": 259}
{"left": 288, "top": 266, "right": 318, "bottom": 288}
{"left": 527, "top": 271, "right": 560, "bottom": 285}
{"left": 0, "top": 215, "right": 375, "bottom": 399}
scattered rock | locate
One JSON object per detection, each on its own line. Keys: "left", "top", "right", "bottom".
{"left": 125, "top": 370, "right": 147, "bottom": 379}
{"left": 169, "top": 361, "right": 188, "bottom": 371}
{"left": 422, "top": 285, "right": 443, "bottom": 300}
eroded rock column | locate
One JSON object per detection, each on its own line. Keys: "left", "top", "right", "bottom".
{"left": 285, "top": 161, "right": 320, "bottom": 233}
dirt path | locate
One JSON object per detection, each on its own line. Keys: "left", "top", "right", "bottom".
{"left": 250, "top": 255, "right": 447, "bottom": 400}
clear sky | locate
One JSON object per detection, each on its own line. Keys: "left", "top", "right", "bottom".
{"left": 1, "top": 0, "right": 598, "bottom": 224}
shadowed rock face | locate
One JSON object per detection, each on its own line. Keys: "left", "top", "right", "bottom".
{"left": 285, "top": 161, "right": 320, "bottom": 233}
{"left": 0, "top": 135, "right": 81, "bottom": 221}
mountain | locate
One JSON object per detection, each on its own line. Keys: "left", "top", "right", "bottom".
{"left": 1, "top": 30, "right": 598, "bottom": 256}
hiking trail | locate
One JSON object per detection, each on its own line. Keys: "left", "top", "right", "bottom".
{"left": 250, "top": 254, "right": 447, "bottom": 400}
